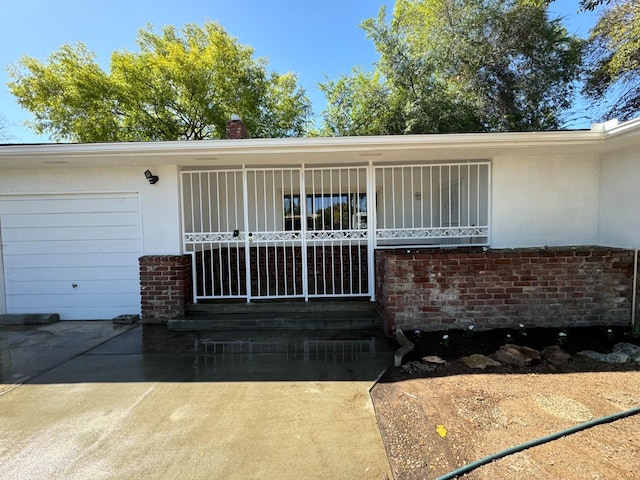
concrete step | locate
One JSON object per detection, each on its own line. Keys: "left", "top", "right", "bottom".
{"left": 169, "top": 301, "right": 381, "bottom": 332}
{"left": 0, "top": 313, "right": 60, "bottom": 326}
{"left": 168, "top": 316, "right": 380, "bottom": 332}
{"left": 186, "top": 300, "right": 377, "bottom": 315}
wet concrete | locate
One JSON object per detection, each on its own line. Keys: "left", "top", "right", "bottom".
{"left": 0, "top": 322, "right": 395, "bottom": 479}
{"left": 0, "top": 321, "right": 135, "bottom": 392}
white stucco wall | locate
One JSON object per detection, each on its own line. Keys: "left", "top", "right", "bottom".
{"left": 598, "top": 146, "right": 640, "bottom": 249}
{"left": 0, "top": 225, "right": 5, "bottom": 314}
{"left": 491, "top": 154, "right": 600, "bottom": 248}
{"left": 0, "top": 164, "right": 182, "bottom": 255}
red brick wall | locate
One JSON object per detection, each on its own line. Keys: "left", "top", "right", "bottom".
{"left": 139, "top": 255, "right": 192, "bottom": 324}
{"left": 376, "top": 247, "right": 636, "bottom": 334}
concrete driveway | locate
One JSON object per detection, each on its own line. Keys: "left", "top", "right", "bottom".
{"left": 0, "top": 322, "right": 394, "bottom": 479}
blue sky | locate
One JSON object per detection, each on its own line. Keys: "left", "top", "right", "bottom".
{"left": 0, "top": 0, "right": 601, "bottom": 143}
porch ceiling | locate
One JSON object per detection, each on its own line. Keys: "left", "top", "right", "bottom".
{"left": 1, "top": 117, "right": 639, "bottom": 169}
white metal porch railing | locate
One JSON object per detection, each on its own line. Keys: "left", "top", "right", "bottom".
{"left": 374, "top": 162, "right": 490, "bottom": 246}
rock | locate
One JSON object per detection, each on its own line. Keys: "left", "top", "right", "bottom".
{"left": 578, "top": 350, "right": 630, "bottom": 363}
{"left": 493, "top": 344, "right": 541, "bottom": 367}
{"left": 542, "top": 345, "right": 572, "bottom": 367}
{"left": 459, "top": 354, "right": 502, "bottom": 369}
{"left": 612, "top": 342, "right": 640, "bottom": 362}
{"left": 422, "top": 355, "right": 447, "bottom": 364}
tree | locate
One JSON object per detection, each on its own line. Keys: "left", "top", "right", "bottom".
{"left": 522, "top": 0, "right": 611, "bottom": 10}
{"left": 319, "top": 69, "right": 405, "bottom": 136}
{"left": 0, "top": 115, "right": 10, "bottom": 141}
{"left": 8, "top": 22, "right": 311, "bottom": 142}
{"left": 583, "top": 1, "right": 640, "bottom": 121}
{"left": 580, "top": 0, "right": 611, "bottom": 10}
{"left": 320, "top": 0, "right": 583, "bottom": 135}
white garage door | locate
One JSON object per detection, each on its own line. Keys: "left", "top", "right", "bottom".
{"left": 0, "top": 193, "right": 142, "bottom": 320}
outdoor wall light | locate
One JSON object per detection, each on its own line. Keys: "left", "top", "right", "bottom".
{"left": 144, "top": 170, "right": 159, "bottom": 185}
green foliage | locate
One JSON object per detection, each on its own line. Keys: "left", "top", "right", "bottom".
{"left": 519, "top": 0, "right": 611, "bottom": 11}
{"left": 579, "top": 0, "right": 611, "bottom": 11}
{"left": 583, "top": 0, "right": 640, "bottom": 121}
{"left": 319, "top": 69, "right": 402, "bottom": 136}
{"left": 0, "top": 115, "right": 11, "bottom": 141}
{"left": 320, "top": 0, "right": 583, "bottom": 135}
{"left": 8, "top": 22, "right": 311, "bottom": 142}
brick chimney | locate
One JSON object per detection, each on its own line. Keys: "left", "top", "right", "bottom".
{"left": 225, "top": 114, "right": 248, "bottom": 139}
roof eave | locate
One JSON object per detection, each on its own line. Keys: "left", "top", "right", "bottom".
{"left": 0, "top": 129, "right": 606, "bottom": 159}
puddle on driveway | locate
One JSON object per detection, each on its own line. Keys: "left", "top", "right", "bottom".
{"left": 3, "top": 324, "right": 396, "bottom": 385}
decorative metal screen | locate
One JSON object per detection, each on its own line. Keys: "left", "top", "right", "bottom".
{"left": 374, "top": 162, "right": 490, "bottom": 246}
{"left": 304, "top": 167, "right": 369, "bottom": 297}
{"left": 245, "top": 168, "right": 304, "bottom": 298}
{"left": 181, "top": 166, "right": 371, "bottom": 301}
{"left": 182, "top": 170, "right": 246, "bottom": 298}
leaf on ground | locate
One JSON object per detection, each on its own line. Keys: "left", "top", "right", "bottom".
{"left": 436, "top": 424, "right": 448, "bottom": 438}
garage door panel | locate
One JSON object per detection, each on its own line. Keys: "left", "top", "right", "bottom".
{"left": 2, "top": 225, "right": 142, "bottom": 242}
{"left": 2, "top": 239, "right": 141, "bottom": 256}
{"left": 4, "top": 252, "right": 141, "bottom": 269}
{"left": 6, "top": 266, "right": 139, "bottom": 282}
{"left": 0, "top": 194, "right": 139, "bottom": 215}
{"left": 7, "top": 293, "right": 140, "bottom": 309}
{"left": 5, "top": 279, "right": 140, "bottom": 296}
{"left": 0, "top": 211, "right": 141, "bottom": 229}
{"left": 1, "top": 193, "right": 142, "bottom": 320}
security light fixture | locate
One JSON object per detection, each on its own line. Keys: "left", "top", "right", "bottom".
{"left": 144, "top": 170, "right": 159, "bottom": 185}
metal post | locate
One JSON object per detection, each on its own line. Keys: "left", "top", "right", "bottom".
{"left": 242, "top": 165, "right": 251, "bottom": 302}
{"left": 300, "top": 165, "right": 309, "bottom": 301}
{"left": 367, "top": 161, "right": 376, "bottom": 301}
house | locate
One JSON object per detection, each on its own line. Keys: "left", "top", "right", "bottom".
{"left": 0, "top": 117, "right": 638, "bottom": 334}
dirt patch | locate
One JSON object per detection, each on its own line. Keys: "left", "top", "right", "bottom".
{"left": 371, "top": 327, "right": 640, "bottom": 479}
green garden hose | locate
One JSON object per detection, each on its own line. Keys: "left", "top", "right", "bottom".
{"left": 436, "top": 405, "right": 640, "bottom": 480}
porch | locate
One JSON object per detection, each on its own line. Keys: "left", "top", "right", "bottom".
{"left": 180, "top": 162, "right": 490, "bottom": 304}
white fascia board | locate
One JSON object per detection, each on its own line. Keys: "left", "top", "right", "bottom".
{"left": 602, "top": 116, "right": 640, "bottom": 139}
{"left": 1, "top": 130, "right": 603, "bottom": 155}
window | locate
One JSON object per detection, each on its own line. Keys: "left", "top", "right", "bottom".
{"left": 283, "top": 193, "right": 367, "bottom": 231}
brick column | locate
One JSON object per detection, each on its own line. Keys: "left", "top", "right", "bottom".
{"left": 139, "top": 255, "right": 192, "bottom": 324}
